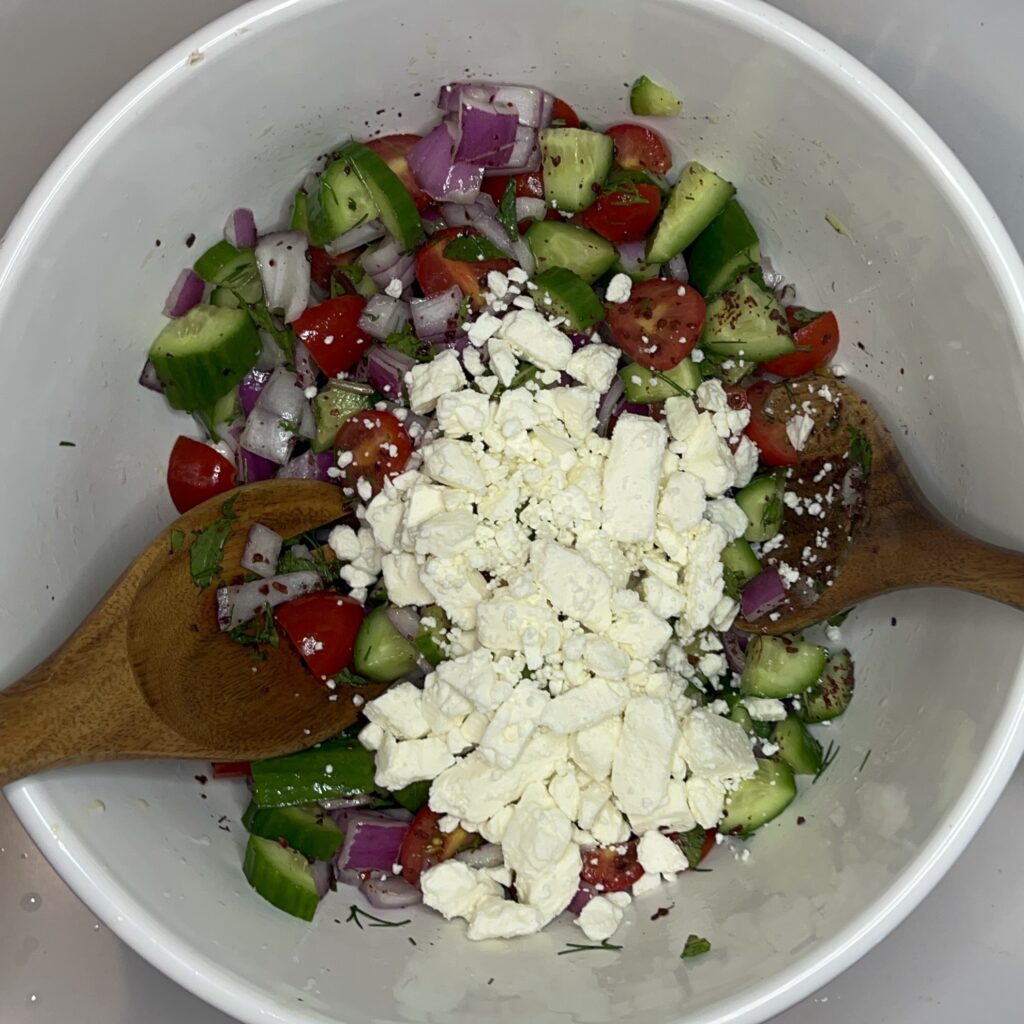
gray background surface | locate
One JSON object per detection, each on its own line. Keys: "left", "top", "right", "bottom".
{"left": 2, "top": 0, "right": 1022, "bottom": 1020}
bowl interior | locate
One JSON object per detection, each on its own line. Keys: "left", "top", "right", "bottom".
{"left": 3, "top": 1, "right": 1024, "bottom": 1022}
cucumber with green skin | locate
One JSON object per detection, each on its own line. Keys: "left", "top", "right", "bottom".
{"left": 306, "top": 152, "right": 377, "bottom": 247}
{"left": 352, "top": 606, "right": 419, "bottom": 683}
{"left": 721, "top": 537, "right": 762, "bottom": 598}
{"left": 539, "top": 128, "right": 614, "bottom": 213}
{"left": 148, "top": 305, "right": 261, "bottom": 412}
{"left": 687, "top": 199, "right": 761, "bottom": 296}
{"left": 531, "top": 267, "right": 606, "bottom": 331}
{"left": 339, "top": 140, "right": 423, "bottom": 251}
{"left": 193, "top": 240, "right": 263, "bottom": 304}
{"left": 312, "top": 380, "right": 374, "bottom": 452}
{"left": 799, "top": 648, "right": 855, "bottom": 722}
{"left": 771, "top": 716, "right": 824, "bottom": 775}
{"left": 526, "top": 221, "right": 617, "bottom": 284}
{"left": 701, "top": 274, "right": 795, "bottom": 363}
{"left": 719, "top": 758, "right": 797, "bottom": 836}
{"left": 647, "top": 162, "right": 735, "bottom": 264}
{"left": 619, "top": 358, "right": 701, "bottom": 402}
{"left": 242, "top": 801, "right": 343, "bottom": 861}
{"left": 250, "top": 737, "right": 375, "bottom": 808}
{"left": 740, "top": 635, "right": 829, "bottom": 698}
{"left": 735, "top": 472, "right": 785, "bottom": 542}
{"left": 630, "top": 75, "right": 682, "bottom": 116}
{"left": 243, "top": 834, "right": 320, "bottom": 921}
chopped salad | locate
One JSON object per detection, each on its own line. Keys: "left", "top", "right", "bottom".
{"left": 144, "top": 76, "right": 860, "bottom": 944}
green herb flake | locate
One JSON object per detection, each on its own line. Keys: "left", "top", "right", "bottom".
{"left": 443, "top": 235, "right": 510, "bottom": 263}
{"left": 681, "top": 934, "right": 712, "bottom": 959}
{"left": 557, "top": 939, "right": 623, "bottom": 956}
{"left": 247, "top": 302, "right": 296, "bottom": 360}
{"left": 761, "top": 490, "right": 783, "bottom": 530}
{"left": 673, "top": 825, "right": 710, "bottom": 870}
{"left": 228, "top": 602, "right": 280, "bottom": 650}
{"left": 189, "top": 520, "right": 232, "bottom": 590}
{"left": 58, "top": 440, "right": 77, "bottom": 447}
{"left": 858, "top": 748, "right": 872, "bottom": 773}
{"left": 813, "top": 740, "right": 839, "bottom": 784}
{"left": 345, "top": 904, "right": 410, "bottom": 930}
{"left": 826, "top": 607, "right": 853, "bottom": 627}
{"left": 170, "top": 529, "right": 186, "bottom": 554}
{"left": 385, "top": 325, "right": 434, "bottom": 363}
{"left": 332, "top": 666, "right": 373, "bottom": 687}
{"left": 497, "top": 179, "right": 519, "bottom": 243}
{"left": 825, "top": 211, "right": 852, "bottom": 238}
{"left": 847, "top": 427, "right": 873, "bottom": 477}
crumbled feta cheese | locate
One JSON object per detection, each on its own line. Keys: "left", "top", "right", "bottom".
{"left": 602, "top": 414, "right": 668, "bottom": 542}
{"left": 604, "top": 273, "right": 633, "bottom": 304}
{"left": 786, "top": 413, "right": 814, "bottom": 452}
{"left": 575, "top": 895, "right": 624, "bottom": 941}
{"left": 566, "top": 343, "right": 620, "bottom": 393}
{"left": 637, "top": 830, "right": 689, "bottom": 874}
{"left": 407, "top": 351, "right": 467, "bottom": 413}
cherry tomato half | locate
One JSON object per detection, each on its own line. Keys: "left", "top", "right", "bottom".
{"left": 415, "top": 226, "right": 515, "bottom": 305}
{"left": 743, "top": 380, "right": 800, "bottom": 467}
{"left": 399, "top": 807, "right": 480, "bottom": 886}
{"left": 760, "top": 309, "right": 840, "bottom": 378}
{"left": 366, "top": 134, "right": 433, "bottom": 212}
{"left": 605, "top": 278, "right": 706, "bottom": 370}
{"left": 211, "top": 761, "right": 252, "bottom": 779}
{"left": 551, "top": 97, "right": 581, "bottom": 129}
{"left": 605, "top": 123, "right": 673, "bottom": 174}
{"left": 481, "top": 169, "right": 545, "bottom": 203}
{"left": 275, "top": 593, "right": 365, "bottom": 680}
{"left": 580, "top": 180, "right": 662, "bottom": 244}
{"left": 580, "top": 840, "right": 645, "bottom": 893}
{"left": 293, "top": 295, "right": 369, "bottom": 377}
{"left": 166, "top": 435, "right": 236, "bottom": 514}
{"left": 307, "top": 246, "right": 359, "bottom": 293}
{"left": 334, "top": 409, "right": 413, "bottom": 496}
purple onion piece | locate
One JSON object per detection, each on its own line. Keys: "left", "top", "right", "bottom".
{"left": 335, "top": 814, "right": 410, "bottom": 873}
{"left": 596, "top": 376, "right": 625, "bottom": 436}
{"left": 310, "top": 859, "right": 333, "bottom": 900}
{"left": 740, "top": 566, "right": 787, "bottom": 621}
{"left": 238, "top": 367, "right": 271, "bottom": 417}
{"left": 366, "top": 345, "right": 415, "bottom": 400}
{"left": 454, "top": 843, "right": 504, "bottom": 869}
{"left": 224, "top": 207, "right": 257, "bottom": 249}
{"left": 360, "top": 874, "right": 422, "bottom": 910}
{"left": 277, "top": 450, "right": 336, "bottom": 482}
{"left": 722, "top": 629, "right": 749, "bottom": 674}
{"left": 239, "top": 446, "right": 278, "bottom": 484}
{"left": 163, "top": 268, "right": 205, "bottom": 318}
{"left": 255, "top": 230, "right": 310, "bottom": 323}
{"left": 216, "top": 570, "right": 323, "bottom": 630}
{"left": 407, "top": 122, "right": 484, "bottom": 204}
{"left": 386, "top": 606, "right": 422, "bottom": 643}
{"left": 454, "top": 99, "right": 519, "bottom": 166}
{"left": 240, "top": 522, "right": 283, "bottom": 579}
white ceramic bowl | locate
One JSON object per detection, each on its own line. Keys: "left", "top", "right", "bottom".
{"left": 3, "top": 1, "right": 1024, "bottom": 1021}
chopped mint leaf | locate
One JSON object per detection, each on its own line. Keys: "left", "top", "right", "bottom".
{"left": 673, "top": 825, "right": 709, "bottom": 870}
{"left": 681, "top": 934, "right": 711, "bottom": 959}
{"left": 170, "top": 529, "right": 186, "bottom": 554}
{"left": 847, "top": 427, "right": 872, "bottom": 478}
{"left": 443, "top": 235, "right": 510, "bottom": 262}
{"left": 228, "top": 602, "right": 279, "bottom": 649}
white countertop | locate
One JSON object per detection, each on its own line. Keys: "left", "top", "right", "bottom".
{"left": 1, "top": 1, "right": 1022, "bottom": 1021}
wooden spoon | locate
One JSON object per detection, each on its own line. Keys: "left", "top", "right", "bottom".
{"left": 0, "top": 481, "right": 387, "bottom": 786}
{"left": 733, "top": 374, "right": 1024, "bottom": 634}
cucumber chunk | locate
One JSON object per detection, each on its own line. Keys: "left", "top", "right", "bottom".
{"left": 242, "top": 801, "right": 344, "bottom": 861}
{"left": 209, "top": 286, "right": 241, "bottom": 309}
{"left": 619, "top": 358, "right": 701, "bottom": 402}
{"left": 687, "top": 199, "right": 761, "bottom": 296}
{"left": 340, "top": 140, "right": 423, "bottom": 251}
{"left": 392, "top": 779, "right": 432, "bottom": 814}
{"left": 526, "top": 221, "right": 617, "bottom": 284}
{"left": 771, "top": 717, "right": 824, "bottom": 775}
{"left": 352, "top": 606, "right": 419, "bottom": 683}
{"left": 740, "top": 635, "right": 829, "bottom": 698}
{"left": 414, "top": 605, "right": 449, "bottom": 667}
{"left": 799, "top": 648, "right": 855, "bottom": 722}
{"left": 193, "top": 240, "right": 263, "bottom": 304}
{"left": 539, "top": 128, "right": 614, "bottom": 213}
{"left": 250, "top": 737, "right": 375, "bottom": 808}
{"left": 290, "top": 189, "right": 309, "bottom": 234}
{"left": 312, "top": 380, "right": 374, "bottom": 452}
{"left": 719, "top": 758, "right": 797, "bottom": 837}
{"left": 723, "top": 693, "right": 773, "bottom": 739}
{"left": 735, "top": 472, "right": 785, "bottom": 542}
{"left": 307, "top": 153, "right": 377, "bottom": 247}
{"left": 721, "top": 537, "right": 762, "bottom": 597}
{"left": 630, "top": 75, "right": 683, "bottom": 116}
{"left": 647, "top": 162, "right": 735, "bottom": 264}
{"left": 149, "top": 305, "right": 261, "bottom": 412}
{"left": 243, "top": 834, "right": 320, "bottom": 921}
{"left": 531, "top": 267, "right": 605, "bottom": 331}
{"left": 701, "top": 274, "right": 795, "bottom": 362}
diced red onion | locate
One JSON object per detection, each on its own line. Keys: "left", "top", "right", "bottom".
{"left": 277, "top": 450, "right": 336, "bottom": 482}
{"left": 386, "top": 606, "right": 422, "bottom": 643}
{"left": 139, "top": 359, "right": 164, "bottom": 393}
{"left": 360, "top": 874, "right": 422, "bottom": 909}
{"left": 325, "top": 218, "right": 385, "bottom": 256}
{"left": 294, "top": 340, "right": 318, "bottom": 390}
{"left": 359, "top": 294, "right": 411, "bottom": 341}
{"left": 335, "top": 815, "right": 410, "bottom": 872}
{"left": 615, "top": 399, "right": 650, "bottom": 419}
{"left": 310, "top": 859, "right": 333, "bottom": 901}
{"left": 238, "top": 446, "right": 278, "bottom": 483}
{"left": 359, "top": 235, "right": 404, "bottom": 282}
{"left": 299, "top": 401, "right": 316, "bottom": 440}
{"left": 722, "top": 629, "right": 749, "bottom": 674}
{"left": 411, "top": 286, "right": 462, "bottom": 338}
{"left": 240, "top": 368, "right": 307, "bottom": 464}
{"left": 420, "top": 206, "right": 444, "bottom": 234}
{"left": 428, "top": 331, "right": 471, "bottom": 354}
{"left": 760, "top": 256, "right": 784, "bottom": 292}
{"left": 454, "top": 843, "right": 504, "bottom": 869}
{"left": 378, "top": 807, "right": 414, "bottom": 822}
{"left": 224, "top": 207, "right": 257, "bottom": 249}
{"left": 481, "top": 123, "right": 541, "bottom": 175}
{"left": 777, "top": 282, "right": 796, "bottom": 305}
{"left": 740, "top": 566, "right": 787, "bottom": 621}
{"left": 438, "top": 82, "right": 552, "bottom": 129}
{"left": 666, "top": 252, "right": 689, "bottom": 283}
{"left": 471, "top": 211, "right": 518, "bottom": 259}
{"left": 241, "top": 523, "right": 283, "bottom": 579}
{"left": 454, "top": 99, "right": 519, "bottom": 167}
{"left": 539, "top": 91, "right": 554, "bottom": 128}
{"left": 568, "top": 882, "right": 599, "bottom": 914}
{"left": 616, "top": 241, "right": 650, "bottom": 279}
{"left": 163, "top": 268, "right": 205, "bottom": 318}
{"left": 515, "top": 197, "right": 547, "bottom": 222}
{"left": 512, "top": 236, "right": 536, "bottom": 277}
{"left": 255, "top": 333, "right": 288, "bottom": 371}
{"left": 255, "top": 230, "right": 310, "bottom": 323}
{"left": 366, "top": 345, "right": 415, "bottom": 400}
{"left": 216, "top": 570, "right": 323, "bottom": 630}
{"left": 408, "top": 123, "right": 483, "bottom": 205}
{"left": 596, "top": 376, "right": 625, "bottom": 435}
{"left": 238, "top": 368, "right": 271, "bottom": 417}
{"left": 334, "top": 866, "right": 366, "bottom": 888}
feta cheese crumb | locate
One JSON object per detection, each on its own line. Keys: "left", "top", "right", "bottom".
{"left": 604, "top": 273, "right": 633, "bottom": 304}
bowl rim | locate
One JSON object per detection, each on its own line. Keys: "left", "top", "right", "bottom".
{"left": 4, "top": 1, "right": 1024, "bottom": 1022}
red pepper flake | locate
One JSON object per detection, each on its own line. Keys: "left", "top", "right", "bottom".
{"left": 194, "top": 774, "right": 208, "bottom": 785}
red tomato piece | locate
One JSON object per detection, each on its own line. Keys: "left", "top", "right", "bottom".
{"left": 699, "top": 828, "right": 717, "bottom": 863}
{"left": 275, "top": 593, "right": 365, "bottom": 680}
{"left": 551, "top": 97, "right": 581, "bottom": 129}
{"left": 580, "top": 181, "right": 661, "bottom": 244}
{"left": 605, "top": 123, "right": 673, "bottom": 174}
{"left": 307, "top": 246, "right": 359, "bottom": 292}
{"left": 293, "top": 295, "right": 369, "bottom": 377}
{"left": 399, "top": 807, "right": 479, "bottom": 886}
{"left": 580, "top": 840, "right": 645, "bottom": 893}
{"left": 333, "top": 410, "right": 412, "bottom": 496}
{"left": 743, "top": 380, "right": 800, "bottom": 467}
{"left": 481, "top": 169, "right": 545, "bottom": 203}
{"left": 365, "top": 134, "right": 432, "bottom": 211}
{"left": 211, "top": 761, "right": 252, "bottom": 779}
{"left": 606, "top": 279, "right": 706, "bottom": 370}
{"left": 166, "top": 436, "right": 236, "bottom": 514}
{"left": 415, "top": 226, "right": 515, "bottom": 304}
{"left": 760, "top": 309, "right": 840, "bottom": 378}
